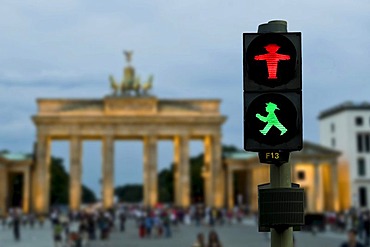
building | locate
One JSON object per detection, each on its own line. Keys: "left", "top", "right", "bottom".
{"left": 223, "top": 141, "right": 342, "bottom": 213}
{"left": 0, "top": 152, "right": 33, "bottom": 216}
{"left": 319, "top": 101, "right": 370, "bottom": 209}
{"left": 31, "top": 96, "right": 225, "bottom": 215}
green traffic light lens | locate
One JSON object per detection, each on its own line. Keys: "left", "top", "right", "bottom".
{"left": 245, "top": 93, "right": 299, "bottom": 146}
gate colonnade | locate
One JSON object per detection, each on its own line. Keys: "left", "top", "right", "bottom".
{"left": 32, "top": 97, "right": 226, "bottom": 214}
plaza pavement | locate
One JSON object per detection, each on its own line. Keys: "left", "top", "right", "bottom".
{"left": 89, "top": 220, "right": 346, "bottom": 247}
{"left": 0, "top": 219, "right": 348, "bottom": 247}
{"left": 0, "top": 222, "right": 53, "bottom": 247}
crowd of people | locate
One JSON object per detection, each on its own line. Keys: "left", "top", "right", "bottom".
{"left": 1, "top": 204, "right": 240, "bottom": 247}
{"left": 5, "top": 204, "right": 370, "bottom": 246}
{"left": 324, "top": 209, "right": 370, "bottom": 246}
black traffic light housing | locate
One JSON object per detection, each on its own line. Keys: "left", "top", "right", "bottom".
{"left": 243, "top": 32, "right": 302, "bottom": 151}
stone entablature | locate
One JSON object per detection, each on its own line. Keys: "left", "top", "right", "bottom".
{"left": 33, "top": 97, "right": 226, "bottom": 140}
{"left": 36, "top": 97, "right": 222, "bottom": 116}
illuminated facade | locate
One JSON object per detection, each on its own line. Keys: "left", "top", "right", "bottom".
{"left": 32, "top": 97, "right": 226, "bottom": 214}
{"left": 0, "top": 153, "right": 32, "bottom": 216}
{"left": 224, "top": 141, "right": 344, "bottom": 213}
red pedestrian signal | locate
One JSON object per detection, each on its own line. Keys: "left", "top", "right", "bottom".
{"left": 244, "top": 33, "right": 301, "bottom": 91}
{"left": 254, "top": 44, "right": 290, "bottom": 79}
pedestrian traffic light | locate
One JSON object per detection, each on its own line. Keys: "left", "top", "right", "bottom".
{"left": 243, "top": 32, "right": 302, "bottom": 151}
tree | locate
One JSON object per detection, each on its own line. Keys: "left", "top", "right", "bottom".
{"left": 82, "top": 185, "right": 97, "bottom": 204}
{"left": 190, "top": 153, "right": 204, "bottom": 203}
{"left": 158, "top": 166, "right": 174, "bottom": 202}
{"left": 115, "top": 184, "right": 143, "bottom": 202}
{"left": 50, "top": 156, "right": 97, "bottom": 206}
{"left": 113, "top": 144, "right": 241, "bottom": 204}
{"left": 50, "top": 157, "right": 69, "bottom": 205}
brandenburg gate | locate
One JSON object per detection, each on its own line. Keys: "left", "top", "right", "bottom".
{"left": 31, "top": 52, "right": 226, "bottom": 214}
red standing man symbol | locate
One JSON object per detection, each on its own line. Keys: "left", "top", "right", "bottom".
{"left": 254, "top": 44, "right": 290, "bottom": 79}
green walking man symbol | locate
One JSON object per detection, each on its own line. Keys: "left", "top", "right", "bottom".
{"left": 256, "top": 102, "right": 287, "bottom": 136}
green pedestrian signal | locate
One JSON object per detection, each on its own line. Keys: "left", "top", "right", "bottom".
{"left": 256, "top": 102, "right": 287, "bottom": 136}
{"left": 244, "top": 92, "right": 301, "bottom": 151}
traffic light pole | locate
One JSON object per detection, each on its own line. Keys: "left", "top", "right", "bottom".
{"left": 258, "top": 20, "right": 294, "bottom": 247}
{"left": 270, "top": 162, "right": 293, "bottom": 247}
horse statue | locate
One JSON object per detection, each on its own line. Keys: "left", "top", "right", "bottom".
{"left": 109, "top": 75, "right": 120, "bottom": 96}
{"left": 133, "top": 76, "right": 141, "bottom": 96}
{"left": 142, "top": 75, "right": 154, "bottom": 95}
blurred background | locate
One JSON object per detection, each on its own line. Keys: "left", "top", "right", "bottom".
{"left": 0, "top": 1, "right": 370, "bottom": 246}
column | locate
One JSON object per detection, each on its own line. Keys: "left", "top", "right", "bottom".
{"left": 102, "top": 135, "right": 114, "bottom": 209}
{"left": 143, "top": 136, "right": 157, "bottom": 207}
{"left": 22, "top": 168, "right": 30, "bottom": 213}
{"left": 204, "top": 135, "right": 223, "bottom": 208}
{"left": 174, "top": 135, "right": 190, "bottom": 207}
{"left": 227, "top": 167, "right": 234, "bottom": 209}
{"left": 204, "top": 136, "right": 212, "bottom": 206}
{"left": 32, "top": 134, "right": 51, "bottom": 215}
{"left": 69, "top": 136, "right": 82, "bottom": 211}
{"left": 246, "top": 170, "right": 253, "bottom": 210}
{"left": 0, "top": 165, "right": 7, "bottom": 216}
{"left": 314, "top": 162, "right": 324, "bottom": 212}
{"left": 331, "top": 160, "right": 340, "bottom": 211}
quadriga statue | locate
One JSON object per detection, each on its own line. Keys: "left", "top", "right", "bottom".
{"left": 109, "top": 51, "right": 154, "bottom": 96}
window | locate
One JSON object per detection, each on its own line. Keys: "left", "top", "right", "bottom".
{"left": 357, "top": 133, "right": 370, "bottom": 153}
{"left": 331, "top": 138, "right": 336, "bottom": 148}
{"left": 366, "top": 135, "right": 370, "bottom": 152}
{"left": 356, "top": 117, "right": 363, "bottom": 126}
{"left": 297, "top": 171, "right": 305, "bottom": 180}
{"left": 331, "top": 123, "right": 335, "bottom": 133}
{"left": 358, "top": 134, "right": 363, "bottom": 152}
{"left": 358, "top": 158, "right": 366, "bottom": 176}
{"left": 359, "top": 187, "right": 368, "bottom": 207}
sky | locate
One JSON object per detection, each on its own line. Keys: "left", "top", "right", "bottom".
{"left": 1, "top": 0, "right": 370, "bottom": 196}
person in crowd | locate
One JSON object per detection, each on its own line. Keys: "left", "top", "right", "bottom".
{"left": 207, "top": 230, "right": 222, "bottom": 247}
{"left": 145, "top": 215, "right": 153, "bottom": 237}
{"left": 13, "top": 211, "right": 21, "bottom": 241}
{"left": 363, "top": 211, "right": 370, "bottom": 246}
{"left": 22, "top": 213, "right": 28, "bottom": 227}
{"left": 69, "top": 216, "right": 81, "bottom": 247}
{"left": 153, "top": 214, "right": 163, "bottom": 238}
{"left": 192, "top": 233, "right": 206, "bottom": 247}
{"left": 210, "top": 207, "right": 218, "bottom": 227}
{"left": 340, "top": 229, "right": 364, "bottom": 247}
{"left": 338, "top": 213, "right": 346, "bottom": 232}
{"left": 119, "top": 210, "right": 126, "bottom": 232}
{"left": 87, "top": 215, "right": 96, "bottom": 240}
{"left": 163, "top": 212, "right": 172, "bottom": 238}
{"left": 29, "top": 213, "right": 35, "bottom": 228}
{"left": 194, "top": 208, "right": 201, "bottom": 226}
{"left": 7, "top": 212, "right": 13, "bottom": 229}
{"left": 79, "top": 218, "right": 88, "bottom": 247}
{"left": 53, "top": 219, "right": 63, "bottom": 247}
{"left": 59, "top": 213, "right": 70, "bottom": 245}
{"left": 226, "top": 209, "right": 233, "bottom": 225}
{"left": 1, "top": 216, "right": 6, "bottom": 229}
{"left": 97, "top": 212, "right": 109, "bottom": 240}
{"left": 139, "top": 217, "right": 146, "bottom": 238}
{"left": 38, "top": 215, "right": 45, "bottom": 228}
